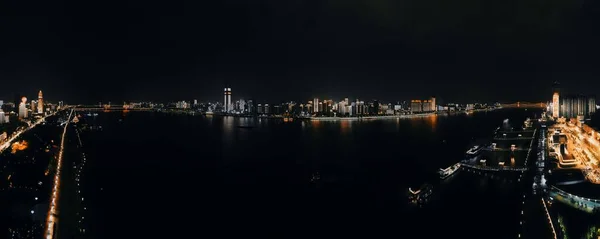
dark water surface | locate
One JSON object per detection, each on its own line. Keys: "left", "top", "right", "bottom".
{"left": 78, "top": 109, "right": 541, "bottom": 238}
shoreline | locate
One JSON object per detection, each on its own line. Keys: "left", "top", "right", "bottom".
{"left": 155, "top": 108, "right": 500, "bottom": 120}
{"left": 303, "top": 113, "right": 436, "bottom": 121}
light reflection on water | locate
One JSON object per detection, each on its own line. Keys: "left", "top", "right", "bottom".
{"left": 428, "top": 114, "right": 438, "bottom": 132}
{"left": 340, "top": 120, "right": 351, "bottom": 134}
{"left": 222, "top": 116, "right": 235, "bottom": 146}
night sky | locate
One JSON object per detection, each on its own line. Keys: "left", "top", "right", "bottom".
{"left": 1, "top": 0, "right": 600, "bottom": 104}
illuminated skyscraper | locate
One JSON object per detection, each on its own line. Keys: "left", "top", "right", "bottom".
{"left": 560, "top": 94, "right": 596, "bottom": 119}
{"left": 411, "top": 100, "right": 422, "bottom": 113}
{"left": 552, "top": 81, "right": 560, "bottom": 118}
{"left": 313, "top": 98, "right": 319, "bottom": 113}
{"left": 38, "top": 90, "right": 44, "bottom": 114}
{"left": 19, "top": 97, "right": 28, "bottom": 119}
{"left": 224, "top": 88, "right": 232, "bottom": 112}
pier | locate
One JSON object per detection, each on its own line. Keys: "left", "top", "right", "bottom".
{"left": 461, "top": 163, "right": 528, "bottom": 172}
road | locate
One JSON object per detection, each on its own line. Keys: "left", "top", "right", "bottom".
{"left": 521, "top": 126, "right": 557, "bottom": 239}
{"left": 44, "top": 109, "right": 74, "bottom": 239}
{"left": 0, "top": 112, "right": 59, "bottom": 153}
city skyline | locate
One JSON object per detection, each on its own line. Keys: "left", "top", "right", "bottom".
{"left": 4, "top": 0, "right": 600, "bottom": 238}
{"left": 1, "top": 82, "right": 591, "bottom": 106}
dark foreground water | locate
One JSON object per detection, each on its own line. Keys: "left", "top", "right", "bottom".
{"left": 77, "top": 109, "right": 541, "bottom": 239}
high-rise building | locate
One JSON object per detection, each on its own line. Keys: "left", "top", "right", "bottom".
{"left": 411, "top": 98, "right": 436, "bottom": 113}
{"left": 590, "top": 98, "right": 597, "bottom": 115}
{"left": 313, "top": 98, "right": 319, "bottom": 113}
{"left": 257, "top": 104, "right": 263, "bottom": 114}
{"left": 411, "top": 100, "right": 422, "bottom": 113}
{"left": 422, "top": 100, "right": 433, "bottom": 112}
{"left": 0, "top": 110, "right": 5, "bottom": 124}
{"left": 338, "top": 100, "right": 347, "bottom": 116}
{"left": 356, "top": 100, "right": 365, "bottom": 115}
{"left": 31, "top": 100, "right": 36, "bottom": 112}
{"left": 560, "top": 94, "right": 596, "bottom": 119}
{"left": 236, "top": 99, "right": 246, "bottom": 113}
{"left": 552, "top": 81, "right": 560, "bottom": 118}
{"left": 247, "top": 99, "right": 255, "bottom": 114}
{"left": 38, "top": 90, "right": 44, "bottom": 114}
{"left": 224, "top": 88, "right": 232, "bottom": 112}
{"left": 19, "top": 97, "right": 28, "bottom": 119}
{"left": 373, "top": 100, "right": 380, "bottom": 115}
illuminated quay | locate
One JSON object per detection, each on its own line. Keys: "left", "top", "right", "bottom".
{"left": 461, "top": 118, "right": 537, "bottom": 173}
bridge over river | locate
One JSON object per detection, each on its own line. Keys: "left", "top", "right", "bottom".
{"left": 499, "top": 102, "right": 546, "bottom": 108}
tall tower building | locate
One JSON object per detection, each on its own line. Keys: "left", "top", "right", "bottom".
{"left": 552, "top": 81, "right": 560, "bottom": 118}
{"left": 431, "top": 97, "right": 437, "bottom": 112}
{"left": 18, "top": 97, "right": 28, "bottom": 119}
{"left": 224, "top": 88, "right": 232, "bottom": 112}
{"left": 38, "top": 90, "right": 44, "bottom": 114}
{"left": 313, "top": 98, "right": 320, "bottom": 113}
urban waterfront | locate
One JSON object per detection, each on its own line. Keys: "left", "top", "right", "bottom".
{"left": 5, "top": 0, "right": 600, "bottom": 236}
{"left": 70, "top": 109, "right": 539, "bottom": 238}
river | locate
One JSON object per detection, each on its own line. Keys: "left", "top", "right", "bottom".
{"left": 76, "top": 108, "right": 541, "bottom": 238}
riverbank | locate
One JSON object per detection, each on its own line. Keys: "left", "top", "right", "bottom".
{"left": 304, "top": 113, "right": 436, "bottom": 121}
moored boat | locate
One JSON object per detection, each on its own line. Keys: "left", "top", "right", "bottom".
{"left": 466, "top": 145, "right": 483, "bottom": 156}
{"left": 408, "top": 184, "right": 433, "bottom": 204}
{"left": 439, "top": 163, "right": 461, "bottom": 179}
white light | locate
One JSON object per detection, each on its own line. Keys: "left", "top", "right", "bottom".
{"left": 31, "top": 210, "right": 34, "bottom": 214}
{"left": 35, "top": 197, "right": 38, "bottom": 201}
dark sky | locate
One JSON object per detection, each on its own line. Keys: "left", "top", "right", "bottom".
{"left": 1, "top": 0, "right": 600, "bottom": 104}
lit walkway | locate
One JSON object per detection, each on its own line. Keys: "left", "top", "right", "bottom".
{"left": 44, "top": 109, "right": 74, "bottom": 239}
{"left": 548, "top": 186, "right": 600, "bottom": 213}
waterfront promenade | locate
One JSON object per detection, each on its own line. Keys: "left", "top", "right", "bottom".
{"left": 548, "top": 186, "right": 600, "bottom": 213}
{"left": 44, "top": 109, "right": 74, "bottom": 239}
